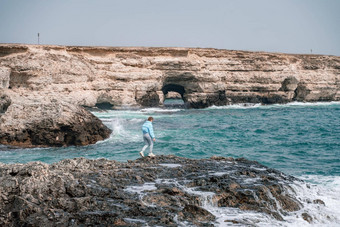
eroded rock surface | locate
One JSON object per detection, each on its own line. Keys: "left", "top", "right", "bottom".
{"left": 0, "top": 155, "right": 317, "bottom": 226}
{"left": 0, "top": 44, "right": 339, "bottom": 109}
{"left": 0, "top": 99, "right": 111, "bottom": 147}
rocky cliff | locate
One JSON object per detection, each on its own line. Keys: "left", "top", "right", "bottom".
{"left": 0, "top": 44, "right": 339, "bottom": 109}
{"left": 0, "top": 155, "right": 322, "bottom": 226}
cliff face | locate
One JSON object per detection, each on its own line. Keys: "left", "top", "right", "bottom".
{"left": 0, "top": 44, "right": 339, "bottom": 108}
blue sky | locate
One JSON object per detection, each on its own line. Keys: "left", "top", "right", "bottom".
{"left": 0, "top": 0, "right": 339, "bottom": 55}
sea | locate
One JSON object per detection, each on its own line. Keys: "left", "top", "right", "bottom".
{"left": 0, "top": 100, "right": 339, "bottom": 226}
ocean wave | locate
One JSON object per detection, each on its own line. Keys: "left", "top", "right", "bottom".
{"left": 140, "top": 107, "right": 183, "bottom": 113}
{"left": 208, "top": 101, "right": 340, "bottom": 110}
{"left": 278, "top": 101, "right": 340, "bottom": 107}
{"left": 95, "top": 118, "right": 141, "bottom": 145}
{"left": 154, "top": 174, "right": 340, "bottom": 226}
{"left": 283, "top": 175, "right": 340, "bottom": 226}
{"left": 92, "top": 108, "right": 183, "bottom": 118}
{"left": 208, "top": 103, "right": 263, "bottom": 109}
{"left": 153, "top": 174, "right": 340, "bottom": 226}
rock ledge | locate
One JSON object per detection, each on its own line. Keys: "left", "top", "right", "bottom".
{"left": 0, "top": 155, "right": 318, "bottom": 226}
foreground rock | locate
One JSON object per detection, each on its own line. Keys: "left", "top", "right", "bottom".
{"left": 0, "top": 98, "right": 111, "bottom": 147}
{"left": 0, "top": 155, "right": 318, "bottom": 226}
{"left": 0, "top": 44, "right": 339, "bottom": 109}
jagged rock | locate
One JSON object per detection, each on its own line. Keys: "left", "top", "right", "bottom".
{"left": 0, "top": 99, "right": 111, "bottom": 147}
{"left": 0, "top": 44, "right": 338, "bottom": 109}
{"left": 0, "top": 155, "right": 318, "bottom": 226}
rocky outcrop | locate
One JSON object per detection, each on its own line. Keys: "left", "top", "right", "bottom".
{"left": 0, "top": 99, "right": 111, "bottom": 147}
{"left": 0, "top": 58, "right": 112, "bottom": 147}
{"left": 0, "top": 44, "right": 339, "bottom": 109}
{"left": 0, "top": 155, "right": 318, "bottom": 226}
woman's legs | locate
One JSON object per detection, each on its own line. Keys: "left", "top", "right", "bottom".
{"left": 140, "top": 133, "right": 153, "bottom": 157}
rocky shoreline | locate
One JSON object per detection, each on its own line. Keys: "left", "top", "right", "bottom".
{"left": 1, "top": 44, "right": 339, "bottom": 147}
{"left": 0, "top": 155, "right": 322, "bottom": 226}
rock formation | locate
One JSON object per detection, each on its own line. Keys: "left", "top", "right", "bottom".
{"left": 0, "top": 96, "right": 111, "bottom": 147}
{"left": 0, "top": 44, "right": 339, "bottom": 146}
{"left": 0, "top": 155, "right": 319, "bottom": 226}
{"left": 0, "top": 46, "right": 114, "bottom": 147}
{"left": 0, "top": 44, "right": 339, "bottom": 109}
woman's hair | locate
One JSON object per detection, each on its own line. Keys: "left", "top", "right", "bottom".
{"left": 148, "top": 116, "right": 154, "bottom": 121}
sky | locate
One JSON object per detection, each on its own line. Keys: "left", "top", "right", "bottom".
{"left": 0, "top": 0, "right": 339, "bottom": 56}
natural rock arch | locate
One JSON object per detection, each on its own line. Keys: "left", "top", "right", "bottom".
{"left": 161, "top": 84, "right": 186, "bottom": 107}
{"left": 162, "top": 84, "right": 185, "bottom": 100}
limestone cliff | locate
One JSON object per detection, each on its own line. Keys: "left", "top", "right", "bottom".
{"left": 0, "top": 44, "right": 339, "bottom": 108}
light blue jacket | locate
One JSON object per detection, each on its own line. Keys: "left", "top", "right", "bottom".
{"left": 142, "top": 121, "right": 155, "bottom": 139}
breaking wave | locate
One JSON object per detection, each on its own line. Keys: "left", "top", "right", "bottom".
{"left": 208, "top": 101, "right": 340, "bottom": 110}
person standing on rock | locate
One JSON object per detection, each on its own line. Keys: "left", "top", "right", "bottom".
{"left": 140, "top": 116, "right": 156, "bottom": 157}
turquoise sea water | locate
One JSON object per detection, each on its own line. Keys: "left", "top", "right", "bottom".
{"left": 1, "top": 101, "right": 340, "bottom": 225}
{"left": 1, "top": 102, "right": 339, "bottom": 177}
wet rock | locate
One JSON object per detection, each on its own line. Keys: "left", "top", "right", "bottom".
{"left": 0, "top": 155, "right": 309, "bottom": 226}
{"left": 224, "top": 219, "right": 240, "bottom": 224}
{"left": 178, "top": 204, "right": 215, "bottom": 226}
{"left": 302, "top": 212, "right": 313, "bottom": 223}
{"left": 313, "top": 199, "right": 325, "bottom": 205}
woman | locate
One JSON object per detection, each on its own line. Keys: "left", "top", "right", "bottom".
{"left": 140, "top": 116, "right": 156, "bottom": 157}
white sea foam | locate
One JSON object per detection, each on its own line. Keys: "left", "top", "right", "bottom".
{"left": 282, "top": 101, "right": 340, "bottom": 107}
{"left": 100, "top": 118, "right": 141, "bottom": 144}
{"left": 208, "top": 103, "right": 263, "bottom": 109}
{"left": 154, "top": 175, "right": 340, "bottom": 226}
{"left": 209, "top": 171, "right": 229, "bottom": 176}
{"left": 250, "top": 165, "right": 267, "bottom": 171}
{"left": 158, "top": 163, "right": 182, "bottom": 168}
{"left": 212, "top": 175, "right": 340, "bottom": 226}
{"left": 124, "top": 182, "right": 157, "bottom": 194}
{"left": 123, "top": 218, "right": 147, "bottom": 224}
{"left": 208, "top": 101, "right": 340, "bottom": 110}
{"left": 127, "top": 118, "right": 144, "bottom": 123}
{"left": 283, "top": 175, "right": 340, "bottom": 226}
{"left": 140, "top": 107, "right": 183, "bottom": 113}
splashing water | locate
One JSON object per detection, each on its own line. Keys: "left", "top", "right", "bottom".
{"left": 0, "top": 102, "right": 339, "bottom": 225}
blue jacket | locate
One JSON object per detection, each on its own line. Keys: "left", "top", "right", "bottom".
{"left": 142, "top": 121, "right": 155, "bottom": 139}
